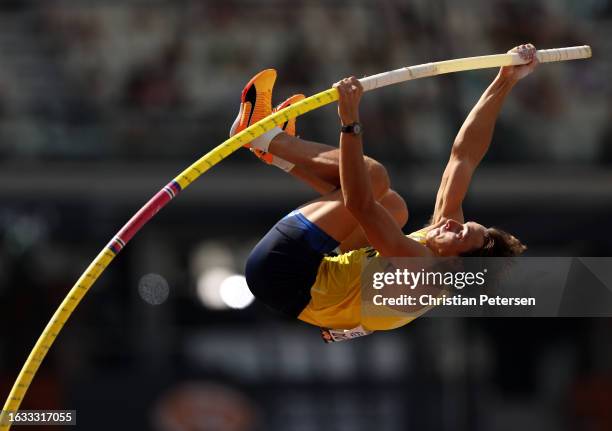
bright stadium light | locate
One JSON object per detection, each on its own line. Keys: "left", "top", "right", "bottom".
{"left": 190, "top": 242, "right": 234, "bottom": 278}
{"left": 219, "top": 275, "right": 254, "bottom": 309}
{"left": 196, "top": 267, "right": 233, "bottom": 310}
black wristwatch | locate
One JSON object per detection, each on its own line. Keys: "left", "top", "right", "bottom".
{"left": 341, "top": 122, "right": 363, "bottom": 136}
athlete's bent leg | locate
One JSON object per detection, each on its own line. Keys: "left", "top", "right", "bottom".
{"left": 245, "top": 169, "right": 400, "bottom": 317}
{"left": 295, "top": 165, "right": 391, "bottom": 245}
{"left": 268, "top": 132, "right": 388, "bottom": 193}
{"left": 338, "top": 189, "right": 408, "bottom": 252}
{"left": 288, "top": 165, "right": 337, "bottom": 196}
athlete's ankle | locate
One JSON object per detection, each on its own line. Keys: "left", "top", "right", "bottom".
{"left": 273, "top": 131, "right": 292, "bottom": 145}
{"left": 248, "top": 127, "right": 283, "bottom": 153}
{"left": 267, "top": 131, "right": 291, "bottom": 155}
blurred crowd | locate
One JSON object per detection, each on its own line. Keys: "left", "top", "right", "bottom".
{"left": 0, "top": 0, "right": 610, "bottom": 163}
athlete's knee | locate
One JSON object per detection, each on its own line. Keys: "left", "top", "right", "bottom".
{"left": 364, "top": 157, "right": 390, "bottom": 197}
{"left": 379, "top": 189, "right": 409, "bottom": 227}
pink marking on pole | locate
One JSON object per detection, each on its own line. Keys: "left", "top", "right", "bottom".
{"left": 114, "top": 187, "right": 173, "bottom": 247}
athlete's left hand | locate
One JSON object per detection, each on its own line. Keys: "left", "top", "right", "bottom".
{"left": 500, "top": 43, "right": 539, "bottom": 82}
{"left": 333, "top": 76, "right": 363, "bottom": 126}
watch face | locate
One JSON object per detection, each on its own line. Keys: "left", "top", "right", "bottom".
{"left": 352, "top": 123, "right": 362, "bottom": 134}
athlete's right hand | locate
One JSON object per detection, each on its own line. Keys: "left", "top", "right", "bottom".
{"left": 333, "top": 76, "right": 363, "bottom": 126}
{"left": 500, "top": 43, "right": 539, "bottom": 82}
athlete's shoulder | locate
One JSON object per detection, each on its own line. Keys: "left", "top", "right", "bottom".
{"left": 407, "top": 226, "right": 430, "bottom": 245}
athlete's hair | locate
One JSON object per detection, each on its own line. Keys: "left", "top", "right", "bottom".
{"left": 461, "top": 227, "right": 527, "bottom": 257}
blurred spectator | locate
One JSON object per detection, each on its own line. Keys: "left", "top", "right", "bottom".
{"left": 0, "top": 0, "right": 600, "bottom": 163}
{"left": 153, "top": 382, "right": 259, "bottom": 431}
{"left": 123, "top": 42, "right": 184, "bottom": 111}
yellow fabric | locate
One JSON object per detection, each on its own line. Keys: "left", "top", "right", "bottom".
{"left": 298, "top": 228, "right": 429, "bottom": 331}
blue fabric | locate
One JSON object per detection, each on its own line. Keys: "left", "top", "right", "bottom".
{"left": 283, "top": 210, "right": 341, "bottom": 255}
{"left": 245, "top": 211, "right": 340, "bottom": 317}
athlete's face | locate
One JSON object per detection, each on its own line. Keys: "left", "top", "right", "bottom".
{"left": 426, "top": 219, "right": 487, "bottom": 256}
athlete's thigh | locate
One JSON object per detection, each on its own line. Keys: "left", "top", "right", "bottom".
{"left": 338, "top": 189, "right": 408, "bottom": 252}
{"left": 297, "top": 189, "right": 360, "bottom": 244}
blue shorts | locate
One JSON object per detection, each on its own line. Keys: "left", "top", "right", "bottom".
{"left": 245, "top": 210, "right": 340, "bottom": 317}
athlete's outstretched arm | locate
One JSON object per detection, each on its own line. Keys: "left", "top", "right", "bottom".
{"left": 336, "top": 77, "right": 430, "bottom": 257}
{"left": 432, "top": 44, "right": 539, "bottom": 224}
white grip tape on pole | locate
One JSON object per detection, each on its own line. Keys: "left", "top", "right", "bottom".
{"left": 360, "top": 45, "right": 592, "bottom": 92}
{"left": 534, "top": 45, "right": 592, "bottom": 63}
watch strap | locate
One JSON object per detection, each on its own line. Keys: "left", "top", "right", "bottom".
{"left": 341, "top": 122, "right": 363, "bottom": 135}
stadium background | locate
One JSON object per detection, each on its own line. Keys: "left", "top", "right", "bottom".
{"left": 0, "top": 0, "right": 611, "bottom": 430}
